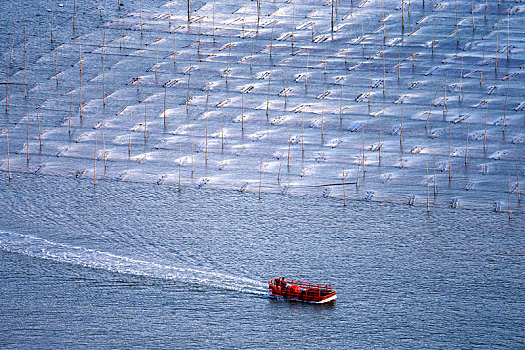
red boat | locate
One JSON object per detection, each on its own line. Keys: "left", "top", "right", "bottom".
{"left": 268, "top": 277, "right": 337, "bottom": 304}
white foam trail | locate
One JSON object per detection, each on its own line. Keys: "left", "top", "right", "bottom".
{"left": 0, "top": 231, "right": 267, "bottom": 295}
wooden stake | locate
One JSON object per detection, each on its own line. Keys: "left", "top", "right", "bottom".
{"left": 378, "top": 112, "right": 381, "bottom": 161}
{"left": 187, "top": 0, "right": 190, "bottom": 22}
{"left": 382, "top": 41, "right": 386, "bottom": 95}
{"left": 426, "top": 160, "right": 430, "bottom": 212}
{"left": 277, "top": 151, "right": 283, "bottom": 182}
{"left": 23, "top": 15, "right": 27, "bottom": 98}
{"left": 191, "top": 135, "right": 194, "bottom": 176}
{"left": 73, "top": 0, "right": 76, "bottom": 31}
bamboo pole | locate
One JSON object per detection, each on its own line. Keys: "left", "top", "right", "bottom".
{"left": 26, "top": 113, "right": 29, "bottom": 162}
{"left": 433, "top": 159, "right": 437, "bottom": 196}
{"left": 382, "top": 41, "right": 386, "bottom": 95}
{"left": 23, "top": 15, "right": 27, "bottom": 98}
{"left": 79, "top": 37, "right": 83, "bottom": 118}
{"left": 458, "top": 53, "right": 464, "bottom": 101}
{"left": 277, "top": 150, "right": 283, "bottom": 182}
{"left": 140, "top": 0, "right": 143, "bottom": 37}
{"left": 281, "top": 67, "right": 287, "bottom": 106}
{"left": 508, "top": 172, "right": 511, "bottom": 221}
{"left": 301, "top": 112, "right": 304, "bottom": 153}
{"left": 503, "top": 78, "right": 509, "bottom": 133}
{"left": 480, "top": 43, "right": 484, "bottom": 86}
{"left": 259, "top": 152, "right": 263, "bottom": 199}
{"left": 425, "top": 81, "right": 442, "bottom": 129}
{"left": 73, "top": 0, "right": 76, "bottom": 31}
{"left": 212, "top": 0, "right": 216, "bottom": 42}
{"left": 102, "top": 126, "right": 107, "bottom": 170}
{"left": 226, "top": 34, "right": 232, "bottom": 84}
{"left": 7, "top": 132, "right": 11, "bottom": 181}
{"left": 266, "top": 70, "right": 271, "bottom": 119}
{"left": 448, "top": 122, "right": 451, "bottom": 181}
{"left": 443, "top": 71, "right": 448, "bottom": 116}
{"left": 173, "top": 30, "right": 177, "bottom": 65}
{"left": 69, "top": 95, "right": 72, "bottom": 134}
{"left": 137, "top": 50, "right": 140, "bottom": 92}
{"left": 305, "top": 49, "right": 310, "bottom": 90}
{"left": 426, "top": 160, "right": 430, "bottom": 213}
{"left": 163, "top": 83, "right": 167, "bottom": 125}
{"left": 270, "top": 16, "right": 275, "bottom": 58}
{"left": 35, "top": 93, "right": 42, "bottom": 149}
{"left": 291, "top": 0, "right": 296, "bottom": 49}
{"left": 465, "top": 117, "right": 470, "bottom": 165}
{"left": 51, "top": 1, "right": 54, "bottom": 42}
{"left": 342, "top": 165, "right": 346, "bottom": 206}
{"left": 186, "top": 69, "right": 191, "bottom": 112}
{"left": 471, "top": 0, "right": 475, "bottom": 30}
{"left": 187, "top": 0, "right": 190, "bottom": 22}
{"left": 321, "top": 86, "right": 325, "bottom": 136}
{"left": 128, "top": 112, "right": 132, "bottom": 155}
{"left": 191, "top": 135, "right": 194, "bottom": 176}
{"left": 287, "top": 122, "right": 292, "bottom": 167}
{"left": 205, "top": 113, "right": 208, "bottom": 163}
{"left": 340, "top": 82, "right": 343, "bottom": 122}
{"left": 179, "top": 145, "right": 182, "bottom": 191}
{"left": 400, "top": 99, "right": 404, "bottom": 145}
{"left": 94, "top": 135, "right": 97, "bottom": 187}
{"left": 221, "top": 107, "right": 224, "bottom": 150}
{"left": 495, "top": 22, "right": 499, "bottom": 71}
{"left": 362, "top": 125, "right": 365, "bottom": 175}
{"left": 144, "top": 100, "right": 147, "bottom": 139}
{"left": 514, "top": 145, "right": 520, "bottom": 202}
{"left": 102, "top": 25, "right": 106, "bottom": 105}
{"left": 483, "top": 102, "right": 488, "bottom": 151}
{"left": 378, "top": 112, "right": 382, "bottom": 161}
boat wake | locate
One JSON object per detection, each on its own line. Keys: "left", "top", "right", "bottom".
{"left": 0, "top": 231, "right": 268, "bottom": 296}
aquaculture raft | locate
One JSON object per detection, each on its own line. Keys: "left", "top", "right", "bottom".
{"left": 268, "top": 277, "right": 337, "bottom": 304}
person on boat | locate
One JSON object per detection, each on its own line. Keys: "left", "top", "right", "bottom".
{"left": 280, "top": 277, "right": 286, "bottom": 287}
